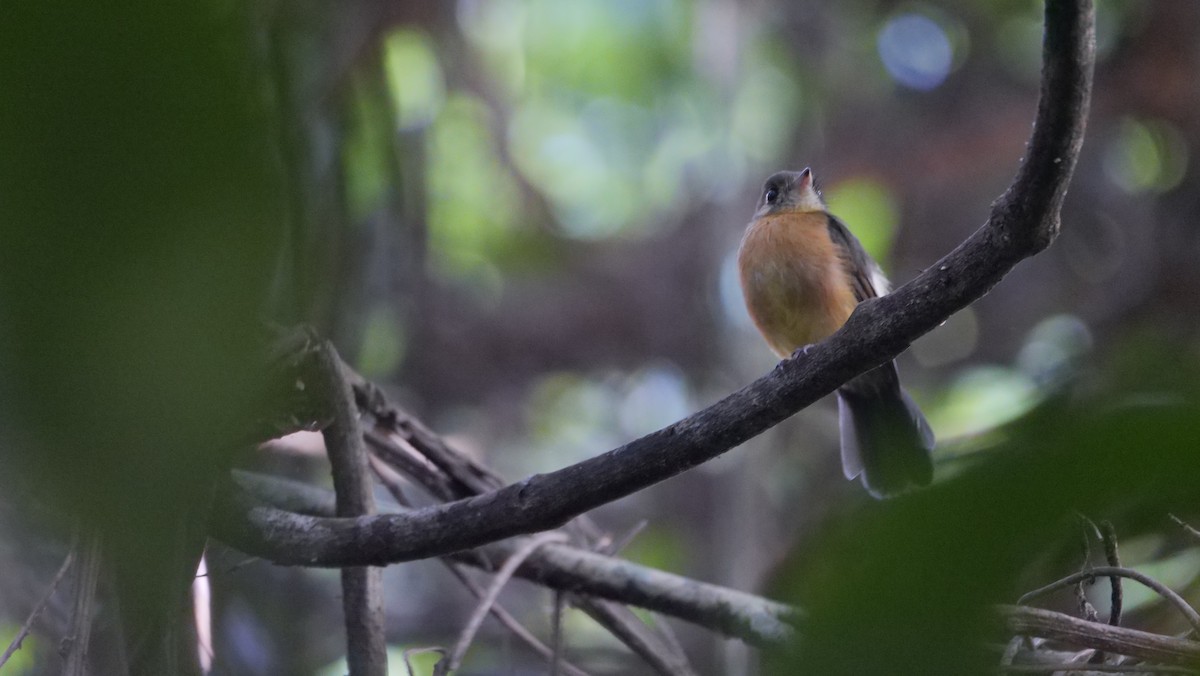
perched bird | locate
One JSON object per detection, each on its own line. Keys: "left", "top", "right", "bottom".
{"left": 737, "top": 168, "right": 934, "bottom": 497}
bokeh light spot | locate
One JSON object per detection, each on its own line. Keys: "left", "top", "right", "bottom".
{"left": 823, "top": 177, "right": 900, "bottom": 262}
{"left": 1103, "top": 117, "right": 1189, "bottom": 194}
{"left": 357, "top": 307, "right": 407, "bottom": 378}
{"left": 877, "top": 13, "right": 953, "bottom": 91}
{"left": 912, "top": 306, "right": 979, "bottom": 367}
{"left": 383, "top": 29, "right": 445, "bottom": 130}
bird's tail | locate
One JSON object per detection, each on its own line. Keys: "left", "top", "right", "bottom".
{"left": 838, "top": 363, "right": 935, "bottom": 499}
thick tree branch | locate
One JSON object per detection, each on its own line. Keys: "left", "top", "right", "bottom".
{"left": 1001, "top": 605, "right": 1200, "bottom": 666}
{"left": 315, "top": 341, "right": 386, "bottom": 676}
{"left": 212, "top": 0, "right": 1095, "bottom": 569}
{"left": 226, "top": 472, "right": 797, "bottom": 646}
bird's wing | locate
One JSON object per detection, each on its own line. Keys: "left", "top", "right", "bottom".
{"left": 826, "top": 214, "right": 889, "bottom": 302}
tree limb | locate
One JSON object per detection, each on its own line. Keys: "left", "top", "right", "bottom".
{"left": 225, "top": 471, "right": 797, "bottom": 646}
{"left": 315, "top": 341, "right": 386, "bottom": 676}
{"left": 1001, "top": 605, "right": 1200, "bottom": 667}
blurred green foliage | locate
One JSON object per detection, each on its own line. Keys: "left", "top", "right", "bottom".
{"left": 1104, "top": 117, "right": 1189, "bottom": 194}
{"left": 767, "top": 355, "right": 1200, "bottom": 674}
{"left": 0, "top": 1, "right": 282, "bottom": 531}
{"left": 0, "top": 2, "right": 284, "bottom": 660}
{"left": 824, "top": 177, "right": 900, "bottom": 262}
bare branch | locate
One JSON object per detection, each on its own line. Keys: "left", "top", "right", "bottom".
{"left": 572, "top": 598, "right": 698, "bottom": 676}
{"left": 1001, "top": 605, "right": 1200, "bottom": 666}
{"left": 315, "top": 341, "right": 386, "bottom": 676}
{"left": 1018, "top": 567, "right": 1200, "bottom": 635}
{"left": 226, "top": 471, "right": 797, "bottom": 646}
{"left": 441, "top": 563, "right": 592, "bottom": 676}
{"left": 437, "top": 533, "right": 568, "bottom": 675}
{"left": 1169, "top": 515, "right": 1200, "bottom": 543}
{"left": 370, "top": 455, "right": 593, "bottom": 676}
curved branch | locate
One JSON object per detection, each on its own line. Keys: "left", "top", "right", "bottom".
{"left": 1018, "top": 566, "right": 1200, "bottom": 635}
{"left": 215, "top": 0, "right": 1094, "bottom": 568}
{"left": 224, "top": 472, "right": 797, "bottom": 646}
{"left": 1001, "top": 605, "right": 1200, "bottom": 666}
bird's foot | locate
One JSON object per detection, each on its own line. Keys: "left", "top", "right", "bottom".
{"left": 791, "top": 344, "right": 815, "bottom": 359}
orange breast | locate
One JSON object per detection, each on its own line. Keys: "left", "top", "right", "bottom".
{"left": 737, "top": 211, "right": 859, "bottom": 358}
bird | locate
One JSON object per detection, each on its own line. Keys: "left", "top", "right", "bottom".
{"left": 736, "top": 167, "right": 934, "bottom": 498}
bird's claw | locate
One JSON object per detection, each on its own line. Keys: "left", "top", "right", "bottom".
{"left": 791, "top": 344, "right": 815, "bottom": 359}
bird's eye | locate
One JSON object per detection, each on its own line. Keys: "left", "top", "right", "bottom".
{"left": 764, "top": 187, "right": 779, "bottom": 204}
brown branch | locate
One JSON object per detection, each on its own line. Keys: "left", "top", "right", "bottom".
{"left": 1018, "top": 567, "right": 1200, "bottom": 635}
{"left": 226, "top": 471, "right": 796, "bottom": 646}
{"left": 315, "top": 341, "right": 386, "bottom": 676}
{"left": 216, "top": 0, "right": 1095, "bottom": 570}
{"left": 1001, "top": 605, "right": 1200, "bottom": 666}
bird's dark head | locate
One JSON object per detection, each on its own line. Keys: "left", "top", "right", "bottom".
{"left": 753, "top": 168, "right": 825, "bottom": 218}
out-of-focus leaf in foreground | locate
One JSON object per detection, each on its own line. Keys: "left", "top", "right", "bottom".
{"left": 767, "top": 349, "right": 1200, "bottom": 674}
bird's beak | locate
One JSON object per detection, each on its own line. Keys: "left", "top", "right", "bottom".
{"left": 797, "top": 167, "right": 813, "bottom": 191}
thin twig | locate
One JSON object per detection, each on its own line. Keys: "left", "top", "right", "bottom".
{"left": 1100, "top": 522, "right": 1124, "bottom": 627}
{"left": 602, "top": 519, "right": 648, "bottom": 557}
{"left": 582, "top": 516, "right": 689, "bottom": 666}
{"left": 1169, "top": 515, "right": 1200, "bottom": 543}
{"left": 1089, "top": 522, "right": 1124, "bottom": 665}
{"left": 439, "top": 563, "right": 592, "bottom": 676}
{"left": 437, "top": 532, "right": 569, "bottom": 675}
{"left": 1078, "top": 516, "right": 1100, "bottom": 622}
{"left": 573, "top": 598, "right": 698, "bottom": 676}
{"left": 366, "top": 429, "right": 458, "bottom": 502}
{"left": 372, "top": 450, "right": 592, "bottom": 676}
{"left": 551, "top": 591, "right": 565, "bottom": 676}
{"left": 0, "top": 541, "right": 77, "bottom": 669}
{"left": 1018, "top": 567, "right": 1200, "bottom": 635}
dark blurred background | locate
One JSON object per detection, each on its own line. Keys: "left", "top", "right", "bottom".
{"left": 2, "top": 1, "right": 1199, "bottom": 674}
